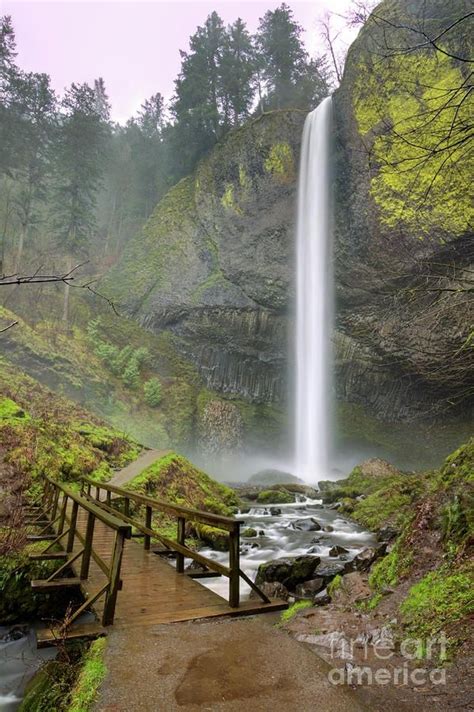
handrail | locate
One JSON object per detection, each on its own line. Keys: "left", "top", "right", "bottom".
{"left": 43, "top": 476, "right": 131, "bottom": 535}
{"left": 30, "top": 476, "right": 132, "bottom": 625}
{"left": 80, "top": 476, "right": 270, "bottom": 608}
{"left": 80, "top": 476, "right": 241, "bottom": 532}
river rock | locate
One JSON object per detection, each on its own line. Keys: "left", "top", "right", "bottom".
{"left": 313, "top": 561, "right": 347, "bottom": 584}
{"left": 377, "top": 525, "right": 399, "bottom": 542}
{"left": 346, "top": 545, "right": 386, "bottom": 572}
{"left": 292, "top": 518, "right": 321, "bottom": 532}
{"left": 322, "top": 525, "right": 334, "bottom": 532}
{"left": 313, "top": 589, "right": 331, "bottom": 606}
{"left": 255, "top": 555, "right": 320, "bottom": 591}
{"left": 294, "top": 577, "right": 325, "bottom": 599}
{"left": 249, "top": 581, "right": 290, "bottom": 601}
{"left": 330, "top": 572, "right": 372, "bottom": 605}
{"left": 270, "top": 507, "right": 282, "bottom": 516}
{"left": 329, "top": 545, "right": 349, "bottom": 557}
{"left": 242, "top": 527, "right": 258, "bottom": 538}
{"left": 184, "top": 560, "right": 207, "bottom": 573}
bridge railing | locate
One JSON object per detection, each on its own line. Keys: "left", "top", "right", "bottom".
{"left": 27, "top": 475, "right": 132, "bottom": 625}
{"left": 80, "top": 476, "right": 270, "bottom": 608}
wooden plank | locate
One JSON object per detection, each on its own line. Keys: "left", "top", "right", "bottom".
{"left": 36, "top": 623, "right": 107, "bottom": 648}
{"left": 27, "top": 534, "right": 57, "bottom": 541}
{"left": 31, "top": 577, "right": 82, "bottom": 590}
{"left": 29, "top": 552, "right": 68, "bottom": 561}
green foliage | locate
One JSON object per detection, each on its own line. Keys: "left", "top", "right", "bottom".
{"left": 0, "top": 359, "right": 139, "bottom": 484}
{"left": 68, "top": 638, "right": 107, "bottom": 712}
{"left": 400, "top": 564, "right": 474, "bottom": 641}
{"left": 279, "top": 600, "right": 312, "bottom": 623}
{"left": 143, "top": 377, "right": 163, "bottom": 407}
{"left": 0, "top": 546, "right": 59, "bottom": 623}
{"left": 88, "top": 320, "right": 151, "bottom": 391}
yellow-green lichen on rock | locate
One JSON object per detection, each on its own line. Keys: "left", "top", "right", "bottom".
{"left": 353, "top": 50, "right": 471, "bottom": 237}
{"left": 264, "top": 142, "right": 295, "bottom": 183}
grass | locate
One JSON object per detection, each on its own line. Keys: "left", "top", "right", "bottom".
{"left": 400, "top": 564, "right": 474, "bottom": 642}
{"left": 279, "top": 600, "right": 313, "bottom": 624}
{"left": 68, "top": 638, "right": 107, "bottom": 712}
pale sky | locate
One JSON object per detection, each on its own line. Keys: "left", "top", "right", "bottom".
{"left": 1, "top": 0, "right": 358, "bottom": 123}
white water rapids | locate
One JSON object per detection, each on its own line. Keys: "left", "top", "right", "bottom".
{"left": 295, "top": 96, "right": 333, "bottom": 484}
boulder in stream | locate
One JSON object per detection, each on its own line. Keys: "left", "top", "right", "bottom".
{"left": 292, "top": 518, "right": 321, "bottom": 532}
{"left": 328, "top": 545, "right": 349, "bottom": 557}
{"left": 255, "top": 555, "right": 320, "bottom": 591}
{"left": 314, "top": 561, "right": 347, "bottom": 584}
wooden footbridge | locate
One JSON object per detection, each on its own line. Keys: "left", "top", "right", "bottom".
{"left": 25, "top": 475, "right": 286, "bottom": 645}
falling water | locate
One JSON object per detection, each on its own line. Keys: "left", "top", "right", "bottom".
{"left": 295, "top": 96, "right": 333, "bottom": 484}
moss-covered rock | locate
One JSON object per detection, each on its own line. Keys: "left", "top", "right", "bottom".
{"left": 256, "top": 489, "right": 294, "bottom": 504}
{"left": 124, "top": 452, "right": 239, "bottom": 549}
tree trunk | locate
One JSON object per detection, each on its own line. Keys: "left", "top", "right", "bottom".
{"left": 62, "top": 254, "right": 73, "bottom": 324}
{"left": 14, "top": 224, "right": 27, "bottom": 274}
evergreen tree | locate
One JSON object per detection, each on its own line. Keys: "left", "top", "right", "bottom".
{"left": 51, "top": 82, "right": 106, "bottom": 322}
{"left": 12, "top": 72, "right": 57, "bottom": 270}
{"left": 171, "top": 12, "right": 226, "bottom": 173}
{"left": 0, "top": 15, "right": 19, "bottom": 176}
{"left": 256, "top": 3, "right": 328, "bottom": 110}
{"left": 93, "top": 77, "right": 111, "bottom": 121}
{"left": 220, "top": 19, "right": 256, "bottom": 126}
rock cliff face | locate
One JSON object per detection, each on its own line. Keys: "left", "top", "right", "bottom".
{"left": 105, "top": 0, "right": 472, "bottom": 456}
{"left": 104, "top": 111, "right": 305, "bottom": 409}
{"left": 333, "top": 0, "right": 473, "bottom": 422}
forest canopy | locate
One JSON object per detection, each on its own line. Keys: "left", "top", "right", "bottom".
{"left": 0, "top": 4, "right": 330, "bottom": 314}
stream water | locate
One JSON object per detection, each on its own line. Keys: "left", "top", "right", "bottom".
{"left": 0, "top": 626, "right": 56, "bottom": 711}
{"left": 198, "top": 496, "right": 375, "bottom": 600}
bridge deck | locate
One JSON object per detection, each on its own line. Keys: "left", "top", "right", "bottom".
{"left": 67, "top": 508, "right": 285, "bottom": 628}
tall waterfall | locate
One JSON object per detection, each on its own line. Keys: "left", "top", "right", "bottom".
{"left": 295, "top": 96, "right": 333, "bottom": 484}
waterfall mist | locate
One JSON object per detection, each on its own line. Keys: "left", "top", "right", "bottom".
{"left": 295, "top": 96, "right": 333, "bottom": 484}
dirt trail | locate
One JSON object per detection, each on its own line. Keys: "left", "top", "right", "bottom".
{"left": 94, "top": 615, "right": 371, "bottom": 712}
{"left": 109, "top": 449, "right": 168, "bottom": 487}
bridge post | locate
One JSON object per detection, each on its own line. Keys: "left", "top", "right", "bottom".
{"left": 80, "top": 511, "right": 95, "bottom": 579}
{"left": 67, "top": 500, "right": 79, "bottom": 552}
{"left": 229, "top": 526, "right": 240, "bottom": 607}
{"left": 176, "top": 517, "right": 185, "bottom": 573}
{"left": 102, "top": 530, "right": 126, "bottom": 625}
{"left": 144, "top": 506, "right": 152, "bottom": 550}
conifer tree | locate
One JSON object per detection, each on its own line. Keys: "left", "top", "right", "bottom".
{"left": 51, "top": 82, "right": 106, "bottom": 322}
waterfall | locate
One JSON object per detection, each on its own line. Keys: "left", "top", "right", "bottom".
{"left": 295, "top": 96, "right": 333, "bottom": 484}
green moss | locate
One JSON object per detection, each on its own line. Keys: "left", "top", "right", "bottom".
{"left": 19, "top": 660, "right": 77, "bottom": 712}
{"left": 0, "top": 397, "right": 30, "bottom": 421}
{"left": 353, "top": 52, "right": 470, "bottom": 236}
{"left": 125, "top": 452, "right": 238, "bottom": 547}
{"left": 221, "top": 183, "right": 242, "bottom": 213}
{"left": 68, "top": 638, "right": 107, "bottom": 712}
{"left": 327, "top": 574, "right": 342, "bottom": 597}
{"left": 279, "top": 600, "right": 312, "bottom": 623}
{"left": 264, "top": 142, "right": 295, "bottom": 183}
{"left": 242, "top": 527, "right": 258, "bottom": 538}
{"left": 256, "top": 489, "right": 294, "bottom": 504}
{"left": 400, "top": 564, "right": 474, "bottom": 643}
